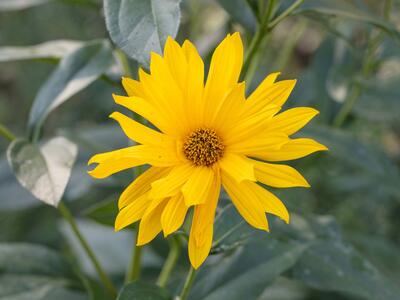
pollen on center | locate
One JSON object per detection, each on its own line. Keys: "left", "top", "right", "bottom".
{"left": 183, "top": 128, "right": 224, "bottom": 167}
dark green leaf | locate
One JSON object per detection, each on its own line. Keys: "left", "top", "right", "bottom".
{"left": 293, "top": 240, "right": 400, "bottom": 300}
{"left": 296, "top": 0, "right": 400, "bottom": 42}
{"left": 0, "top": 243, "right": 73, "bottom": 277}
{"left": 103, "top": 0, "right": 181, "bottom": 67}
{"left": 192, "top": 239, "right": 305, "bottom": 300}
{"left": 216, "top": 0, "right": 257, "bottom": 32}
{"left": 0, "top": 0, "right": 51, "bottom": 11}
{"left": 27, "top": 40, "right": 114, "bottom": 137}
{"left": 83, "top": 196, "right": 118, "bottom": 226}
{"left": 7, "top": 137, "right": 78, "bottom": 207}
{"left": 117, "top": 281, "right": 172, "bottom": 300}
{"left": 0, "top": 40, "right": 83, "bottom": 62}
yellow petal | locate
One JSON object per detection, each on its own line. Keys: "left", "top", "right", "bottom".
{"left": 161, "top": 193, "right": 188, "bottom": 236}
{"left": 109, "top": 112, "right": 175, "bottom": 147}
{"left": 267, "top": 107, "right": 319, "bottom": 135}
{"left": 221, "top": 171, "right": 269, "bottom": 230}
{"left": 227, "top": 132, "right": 288, "bottom": 154}
{"left": 87, "top": 147, "right": 143, "bottom": 179}
{"left": 88, "top": 145, "right": 181, "bottom": 179}
{"left": 121, "top": 77, "right": 143, "bottom": 97}
{"left": 112, "top": 94, "right": 171, "bottom": 135}
{"left": 188, "top": 170, "right": 221, "bottom": 269}
{"left": 163, "top": 36, "right": 187, "bottom": 90}
{"left": 246, "top": 72, "right": 281, "bottom": 105}
{"left": 182, "top": 40, "right": 204, "bottom": 130}
{"left": 150, "top": 163, "right": 193, "bottom": 199}
{"left": 244, "top": 79, "right": 296, "bottom": 117}
{"left": 252, "top": 160, "right": 310, "bottom": 188}
{"left": 118, "top": 167, "right": 170, "bottom": 209}
{"left": 137, "top": 198, "right": 168, "bottom": 245}
{"left": 246, "top": 181, "right": 289, "bottom": 223}
{"left": 223, "top": 104, "right": 281, "bottom": 144}
{"left": 203, "top": 33, "right": 243, "bottom": 124}
{"left": 256, "top": 138, "right": 328, "bottom": 161}
{"left": 181, "top": 166, "right": 215, "bottom": 206}
{"left": 211, "top": 82, "right": 245, "bottom": 135}
{"left": 218, "top": 153, "right": 256, "bottom": 183}
{"left": 115, "top": 193, "right": 150, "bottom": 231}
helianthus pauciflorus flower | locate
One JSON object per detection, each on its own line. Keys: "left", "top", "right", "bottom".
{"left": 88, "top": 32, "right": 327, "bottom": 268}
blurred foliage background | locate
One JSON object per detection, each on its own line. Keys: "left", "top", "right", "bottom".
{"left": 1, "top": 0, "right": 400, "bottom": 299}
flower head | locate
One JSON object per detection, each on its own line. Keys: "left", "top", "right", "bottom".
{"left": 88, "top": 32, "right": 327, "bottom": 268}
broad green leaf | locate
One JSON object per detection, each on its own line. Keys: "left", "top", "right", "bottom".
{"left": 295, "top": 0, "right": 400, "bottom": 41}
{"left": 0, "top": 275, "right": 87, "bottom": 300}
{"left": 83, "top": 196, "right": 118, "bottom": 227}
{"left": 27, "top": 40, "right": 114, "bottom": 137}
{"left": 211, "top": 204, "right": 256, "bottom": 254}
{"left": 191, "top": 239, "right": 305, "bottom": 300}
{"left": 0, "top": 40, "right": 83, "bottom": 62}
{"left": 0, "top": 243, "right": 73, "bottom": 277}
{"left": 0, "top": 0, "right": 51, "bottom": 11}
{"left": 117, "top": 281, "right": 172, "bottom": 300}
{"left": 7, "top": 137, "right": 78, "bottom": 207}
{"left": 293, "top": 240, "right": 400, "bottom": 300}
{"left": 103, "top": 0, "right": 181, "bottom": 67}
{"left": 216, "top": 0, "right": 257, "bottom": 32}
{"left": 59, "top": 220, "right": 162, "bottom": 276}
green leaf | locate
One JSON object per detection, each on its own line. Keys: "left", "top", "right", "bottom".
{"left": 211, "top": 204, "right": 255, "bottom": 254}
{"left": 216, "top": 0, "right": 257, "bottom": 32}
{"left": 0, "top": 243, "right": 73, "bottom": 277}
{"left": 27, "top": 40, "right": 114, "bottom": 138}
{"left": 192, "top": 239, "right": 305, "bottom": 300}
{"left": 83, "top": 196, "right": 118, "bottom": 227}
{"left": 0, "top": 0, "right": 51, "bottom": 11}
{"left": 7, "top": 137, "right": 78, "bottom": 207}
{"left": 117, "top": 281, "right": 172, "bottom": 300}
{"left": 0, "top": 40, "right": 83, "bottom": 62}
{"left": 293, "top": 240, "right": 400, "bottom": 300}
{"left": 296, "top": 0, "right": 400, "bottom": 42}
{"left": 103, "top": 0, "right": 181, "bottom": 67}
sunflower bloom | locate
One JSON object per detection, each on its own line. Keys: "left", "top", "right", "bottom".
{"left": 88, "top": 32, "right": 327, "bottom": 269}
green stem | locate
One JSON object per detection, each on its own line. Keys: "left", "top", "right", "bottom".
{"left": 267, "top": 0, "right": 304, "bottom": 29}
{"left": 333, "top": 0, "right": 392, "bottom": 127}
{"left": 116, "top": 49, "right": 133, "bottom": 78}
{"left": 58, "top": 202, "right": 117, "bottom": 297}
{"left": 0, "top": 123, "right": 16, "bottom": 141}
{"left": 125, "top": 231, "right": 142, "bottom": 283}
{"left": 242, "top": 0, "right": 276, "bottom": 85}
{"left": 273, "top": 19, "right": 307, "bottom": 71}
{"left": 179, "top": 266, "right": 197, "bottom": 300}
{"left": 156, "top": 236, "right": 182, "bottom": 287}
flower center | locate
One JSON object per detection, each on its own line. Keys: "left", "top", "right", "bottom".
{"left": 183, "top": 128, "right": 224, "bottom": 166}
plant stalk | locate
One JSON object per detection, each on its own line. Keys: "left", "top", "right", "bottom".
{"left": 179, "top": 266, "right": 197, "bottom": 300}
{"left": 125, "top": 230, "right": 143, "bottom": 283}
{"left": 0, "top": 123, "right": 16, "bottom": 142}
{"left": 58, "top": 202, "right": 117, "bottom": 297}
{"left": 156, "top": 236, "right": 182, "bottom": 287}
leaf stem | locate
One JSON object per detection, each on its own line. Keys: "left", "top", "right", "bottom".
{"left": 179, "top": 266, "right": 197, "bottom": 300}
{"left": 0, "top": 123, "right": 16, "bottom": 142}
{"left": 125, "top": 230, "right": 142, "bottom": 283}
{"left": 242, "top": 0, "right": 276, "bottom": 86}
{"left": 267, "top": 0, "right": 304, "bottom": 29}
{"left": 156, "top": 235, "right": 182, "bottom": 287}
{"left": 115, "top": 48, "right": 133, "bottom": 78}
{"left": 58, "top": 202, "right": 117, "bottom": 297}
{"left": 333, "top": 0, "right": 392, "bottom": 127}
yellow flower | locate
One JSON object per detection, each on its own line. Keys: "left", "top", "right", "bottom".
{"left": 88, "top": 32, "right": 327, "bottom": 269}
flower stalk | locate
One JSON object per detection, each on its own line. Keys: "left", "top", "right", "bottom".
{"left": 179, "top": 266, "right": 197, "bottom": 300}
{"left": 0, "top": 123, "right": 16, "bottom": 142}
{"left": 58, "top": 202, "right": 117, "bottom": 297}
{"left": 157, "top": 235, "right": 182, "bottom": 287}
